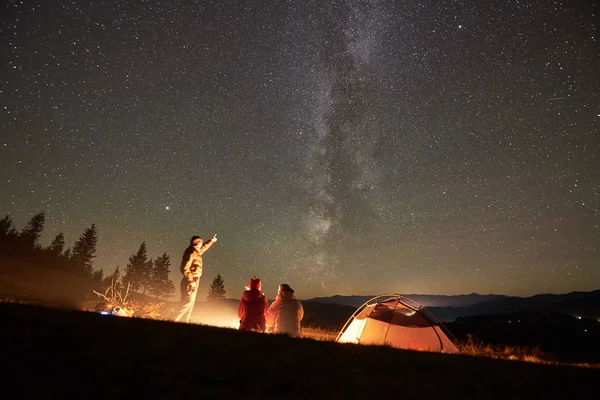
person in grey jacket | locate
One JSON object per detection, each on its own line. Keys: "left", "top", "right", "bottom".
{"left": 266, "top": 283, "right": 304, "bottom": 337}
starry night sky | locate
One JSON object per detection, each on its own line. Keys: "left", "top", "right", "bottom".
{"left": 1, "top": 0, "right": 598, "bottom": 300}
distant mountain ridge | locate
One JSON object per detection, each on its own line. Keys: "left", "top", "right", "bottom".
{"left": 306, "top": 293, "right": 511, "bottom": 308}
{"left": 305, "top": 290, "right": 600, "bottom": 322}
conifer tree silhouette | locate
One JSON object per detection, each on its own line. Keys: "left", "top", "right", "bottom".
{"left": 71, "top": 224, "right": 98, "bottom": 277}
{"left": 17, "top": 211, "right": 45, "bottom": 255}
{"left": 0, "top": 214, "right": 18, "bottom": 253}
{"left": 207, "top": 273, "right": 227, "bottom": 301}
{"left": 149, "top": 252, "right": 175, "bottom": 300}
{"left": 123, "top": 242, "right": 151, "bottom": 293}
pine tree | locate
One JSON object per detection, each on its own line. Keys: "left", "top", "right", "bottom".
{"left": 71, "top": 224, "right": 98, "bottom": 277}
{"left": 91, "top": 269, "right": 104, "bottom": 282}
{"left": 90, "top": 268, "right": 104, "bottom": 293}
{"left": 18, "top": 211, "right": 45, "bottom": 251}
{"left": 123, "top": 242, "right": 151, "bottom": 293}
{"left": 0, "top": 214, "right": 18, "bottom": 253}
{"left": 207, "top": 273, "right": 227, "bottom": 301}
{"left": 143, "top": 257, "right": 153, "bottom": 296}
{"left": 47, "top": 233, "right": 66, "bottom": 255}
{"left": 102, "top": 266, "right": 123, "bottom": 293}
{"left": 41, "top": 232, "right": 67, "bottom": 271}
{"left": 0, "top": 214, "right": 16, "bottom": 238}
{"left": 150, "top": 252, "right": 175, "bottom": 300}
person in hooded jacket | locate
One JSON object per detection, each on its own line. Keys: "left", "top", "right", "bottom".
{"left": 238, "top": 276, "right": 269, "bottom": 332}
{"left": 266, "top": 283, "right": 304, "bottom": 337}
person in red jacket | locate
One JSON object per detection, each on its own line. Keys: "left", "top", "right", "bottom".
{"left": 238, "top": 276, "right": 269, "bottom": 332}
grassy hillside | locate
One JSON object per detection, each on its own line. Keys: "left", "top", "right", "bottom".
{"left": 446, "top": 311, "right": 600, "bottom": 364}
{"left": 1, "top": 302, "right": 598, "bottom": 399}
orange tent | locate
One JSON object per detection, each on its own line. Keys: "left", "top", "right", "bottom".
{"left": 336, "top": 294, "right": 460, "bottom": 353}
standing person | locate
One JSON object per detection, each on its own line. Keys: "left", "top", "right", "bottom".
{"left": 266, "top": 283, "right": 304, "bottom": 337}
{"left": 238, "top": 276, "right": 269, "bottom": 332}
{"left": 174, "top": 234, "right": 217, "bottom": 323}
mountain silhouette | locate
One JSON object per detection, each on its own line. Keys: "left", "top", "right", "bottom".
{"left": 306, "top": 290, "right": 600, "bottom": 322}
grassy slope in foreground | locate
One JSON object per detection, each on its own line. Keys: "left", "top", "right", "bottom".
{"left": 1, "top": 302, "right": 598, "bottom": 399}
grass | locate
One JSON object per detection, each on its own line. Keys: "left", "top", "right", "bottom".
{"left": 2, "top": 293, "right": 597, "bottom": 368}
{"left": 300, "top": 324, "right": 600, "bottom": 368}
{"left": 458, "top": 335, "right": 600, "bottom": 368}
{"left": 307, "top": 324, "right": 600, "bottom": 369}
{"left": 459, "top": 334, "right": 553, "bottom": 363}
{"left": 301, "top": 325, "right": 340, "bottom": 341}
{"left": 2, "top": 292, "right": 597, "bottom": 368}
{"left": 1, "top": 301, "right": 598, "bottom": 399}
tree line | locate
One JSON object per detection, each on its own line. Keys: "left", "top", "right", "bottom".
{"left": 0, "top": 210, "right": 175, "bottom": 302}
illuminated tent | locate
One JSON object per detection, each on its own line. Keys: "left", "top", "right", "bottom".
{"left": 336, "top": 294, "right": 460, "bottom": 353}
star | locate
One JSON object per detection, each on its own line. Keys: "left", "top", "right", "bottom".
{"left": 0, "top": 0, "right": 597, "bottom": 299}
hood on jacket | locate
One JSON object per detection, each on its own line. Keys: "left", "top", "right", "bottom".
{"left": 276, "top": 291, "right": 296, "bottom": 301}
